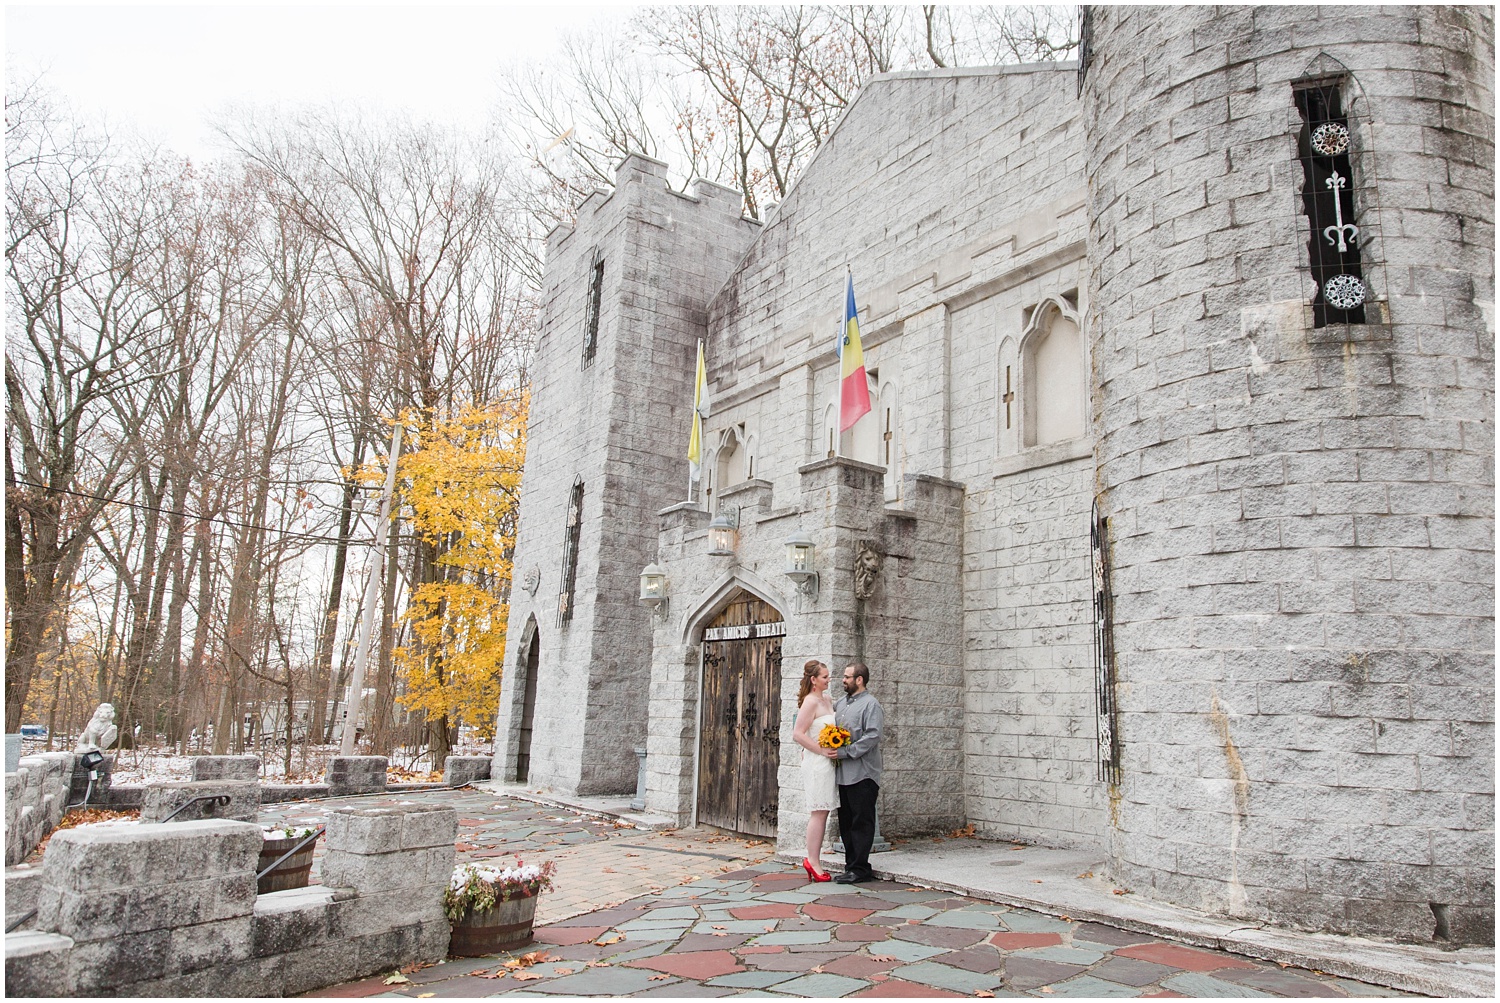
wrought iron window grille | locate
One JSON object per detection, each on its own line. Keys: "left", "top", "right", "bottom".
{"left": 1295, "top": 79, "right": 1368, "bottom": 328}
{"left": 557, "top": 480, "right": 584, "bottom": 625}
{"left": 582, "top": 248, "right": 604, "bottom": 365}
{"left": 1091, "top": 500, "right": 1121, "bottom": 785}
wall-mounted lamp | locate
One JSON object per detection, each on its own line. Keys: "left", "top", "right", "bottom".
{"left": 784, "top": 530, "right": 819, "bottom": 601}
{"left": 639, "top": 562, "right": 669, "bottom": 616}
{"left": 707, "top": 509, "right": 739, "bottom": 557}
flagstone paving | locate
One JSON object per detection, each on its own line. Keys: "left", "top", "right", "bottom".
{"left": 306, "top": 854, "right": 1424, "bottom": 998}
{"left": 259, "top": 787, "right": 774, "bottom": 923}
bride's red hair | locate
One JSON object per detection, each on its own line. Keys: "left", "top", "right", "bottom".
{"left": 797, "top": 660, "right": 828, "bottom": 706}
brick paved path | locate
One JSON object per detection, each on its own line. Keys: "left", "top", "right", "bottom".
{"left": 307, "top": 856, "right": 1418, "bottom": 999}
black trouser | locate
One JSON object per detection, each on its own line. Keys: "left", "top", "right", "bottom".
{"left": 837, "top": 778, "right": 879, "bottom": 878}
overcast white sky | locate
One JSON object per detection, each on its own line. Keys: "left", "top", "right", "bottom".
{"left": 6, "top": 2, "right": 633, "bottom": 161}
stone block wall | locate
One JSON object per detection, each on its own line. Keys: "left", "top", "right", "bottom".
{"left": 1085, "top": 5, "right": 1495, "bottom": 944}
{"left": 495, "top": 154, "right": 762, "bottom": 796}
{"left": 442, "top": 756, "right": 491, "bottom": 787}
{"left": 3, "top": 805, "right": 456, "bottom": 997}
{"left": 141, "top": 779, "right": 259, "bottom": 823}
{"left": 961, "top": 454, "right": 1102, "bottom": 846}
{"left": 5, "top": 752, "right": 74, "bottom": 866}
{"left": 325, "top": 756, "right": 388, "bottom": 797}
{"left": 192, "top": 756, "right": 260, "bottom": 781}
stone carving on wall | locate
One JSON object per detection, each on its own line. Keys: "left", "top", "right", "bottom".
{"left": 522, "top": 566, "right": 540, "bottom": 596}
{"left": 853, "top": 541, "right": 884, "bottom": 600}
{"left": 75, "top": 703, "right": 119, "bottom": 753}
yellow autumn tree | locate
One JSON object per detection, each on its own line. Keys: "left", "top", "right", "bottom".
{"left": 391, "top": 395, "right": 527, "bottom": 758}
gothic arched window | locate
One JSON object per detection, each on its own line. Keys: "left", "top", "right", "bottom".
{"left": 1020, "top": 297, "right": 1087, "bottom": 448}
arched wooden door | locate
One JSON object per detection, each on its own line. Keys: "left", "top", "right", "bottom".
{"left": 696, "top": 592, "right": 784, "bottom": 838}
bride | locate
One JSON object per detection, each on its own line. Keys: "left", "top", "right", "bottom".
{"left": 792, "top": 659, "right": 839, "bottom": 881}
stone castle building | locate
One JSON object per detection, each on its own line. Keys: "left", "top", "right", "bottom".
{"left": 492, "top": 6, "right": 1494, "bottom": 946}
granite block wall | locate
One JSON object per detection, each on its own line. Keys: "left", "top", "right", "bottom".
{"left": 495, "top": 155, "right": 761, "bottom": 795}
{"left": 3, "top": 806, "right": 455, "bottom": 997}
{"left": 1085, "top": 5, "right": 1494, "bottom": 944}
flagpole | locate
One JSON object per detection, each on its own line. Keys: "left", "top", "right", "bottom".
{"left": 836, "top": 267, "right": 848, "bottom": 458}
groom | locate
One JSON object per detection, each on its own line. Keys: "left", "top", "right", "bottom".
{"left": 833, "top": 662, "right": 883, "bottom": 884}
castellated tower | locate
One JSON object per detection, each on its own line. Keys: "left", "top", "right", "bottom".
{"left": 1084, "top": 7, "right": 1494, "bottom": 944}
{"left": 493, "top": 156, "right": 760, "bottom": 795}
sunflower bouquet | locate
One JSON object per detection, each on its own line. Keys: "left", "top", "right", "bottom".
{"left": 817, "top": 723, "right": 852, "bottom": 749}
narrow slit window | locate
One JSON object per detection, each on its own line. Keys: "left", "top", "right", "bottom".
{"left": 582, "top": 249, "right": 605, "bottom": 363}
{"left": 557, "top": 480, "right": 584, "bottom": 624}
{"left": 1295, "top": 81, "right": 1367, "bottom": 327}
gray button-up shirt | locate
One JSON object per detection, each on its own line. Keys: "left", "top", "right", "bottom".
{"left": 834, "top": 690, "right": 884, "bottom": 786}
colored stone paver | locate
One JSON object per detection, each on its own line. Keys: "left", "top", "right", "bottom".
{"left": 260, "top": 787, "right": 774, "bottom": 924}
{"left": 294, "top": 796, "right": 1423, "bottom": 999}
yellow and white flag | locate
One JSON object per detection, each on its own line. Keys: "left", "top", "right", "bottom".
{"left": 687, "top": 339, "right": 710, "bottom": 481}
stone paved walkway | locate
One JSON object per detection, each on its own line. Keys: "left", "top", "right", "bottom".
{"left": 277, "top": 793, "right": 1419, "bottom": 1000}
{"left": 260, "top": 788, "right": 775, "bottom": 924}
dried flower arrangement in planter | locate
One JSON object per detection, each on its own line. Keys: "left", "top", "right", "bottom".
{"left": 445, "top": 859, "right": 557, "bottom": 956}
{"left": 258, "top": 824, "right": 321, "bottom": 893}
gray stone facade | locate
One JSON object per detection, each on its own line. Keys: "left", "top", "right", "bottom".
{"left": 1085, "top": 4, "right": 1495, "bottom": 946}
{"left": 497, "top": 6, "right": 1494, "bottom": 946}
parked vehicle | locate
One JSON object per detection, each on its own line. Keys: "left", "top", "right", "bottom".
{"left": 19, "top": 724, "right": 48, "bottom": 740}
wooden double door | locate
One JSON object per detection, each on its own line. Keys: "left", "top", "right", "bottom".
{"left": 696, "top": 592, "right": 783, "bottom": 838}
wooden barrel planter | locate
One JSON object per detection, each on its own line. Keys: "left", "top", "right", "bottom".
{"left": 449, "top": 892, "right": 539, "bottom": 957}
{"left": 257, "top": 834, "right": 318, "bottom": 894}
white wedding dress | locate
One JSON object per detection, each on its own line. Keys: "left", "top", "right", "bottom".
{"left": 802, "top": 712, "right": 839, "bottom": 812}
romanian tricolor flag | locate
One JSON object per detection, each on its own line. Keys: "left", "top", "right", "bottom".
{"left": 838, "top": 272, "right": 872, "bottom": 431}
{"left": 687, "top": 339, "right": 709, "bottom": 480}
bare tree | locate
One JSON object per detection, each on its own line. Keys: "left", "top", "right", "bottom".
{"left": 501, "top": 5, "right": 1079, "bottom": 226}
{"left": 5, "top": 79, "right": 182, "bottom": 731}
{"left": 220, "top": 109, "right": 538, "bottom": 753}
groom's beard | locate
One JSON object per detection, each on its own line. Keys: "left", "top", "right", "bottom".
{"left": 844, "top": 681, "right": 857, "bottom": 696}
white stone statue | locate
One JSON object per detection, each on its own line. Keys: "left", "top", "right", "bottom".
{"left": 75, "top": 703, "right": 119, "bottom": 753}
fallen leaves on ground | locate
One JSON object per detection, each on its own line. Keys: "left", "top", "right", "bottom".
{"left": 382, "top": 973, "right": 411, "bottom": 985}
{"left": 399, "top": 962, "right": 434, "bottom": 975}
{"left": 33, "top": 808, "right": 142, "bottom": 857}
{"left": 949, "top": 822, "right": 977, "bottom": 838}
{"left": 511, "top": 971, "right": 542, "bottom": 982}
{"left": 1077, "top": 871, "right": 1094, "bottom": 879}
{"left": 810, "top": 966, "right": 825, "bottom": 974}
{"left": 1039, "top": 987, "right": 1056, "bottom": 994}
{"left": 649, "top": 974, "right": 671, "bottom": 981}
{"left": 594, "top": 934, "right": 623, "bottom": 946}
{"left": 586, "top": 961, "right": 611, "bottom": 969}
{"left": 903, "top": 887, "right": 926, "bottom": 892}
{"left": 476, "top": 970, "right": 508, "bottom": 980}
{"left": 455, "top": 842, "right": 478, "bottom": 852}
{"left": 712, "top": 924, "right": 726, "bottom": 930}
{"left": 870, "top": 954, "right": 897, "bottom": 963}
{"left": 1112, "top": 888, "right": 1129, "bottom": 895}
{"left": 1058, "top": 915, "right": 1072, "bottom": 923}
{"left": 416, "top": 994, "right": 435, "bottom": 998}
{"left": 975, "top": 992, "right": 995, "bottom": 998}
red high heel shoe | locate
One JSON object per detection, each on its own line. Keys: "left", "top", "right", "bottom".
{"left": 802, "top": 858, "right": 833, "bottom": 882}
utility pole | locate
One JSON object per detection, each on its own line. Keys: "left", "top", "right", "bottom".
{"left": 339, "top": 421, "right": 403, "bottom": 756}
